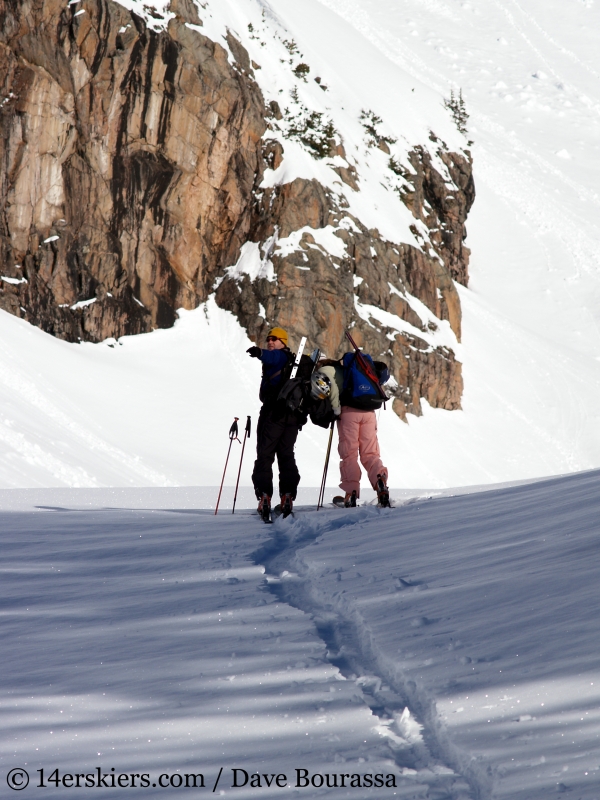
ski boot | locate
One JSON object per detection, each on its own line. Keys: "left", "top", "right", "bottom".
{"left": 344, "top": 490, "right": 357, "bottom": 508}
{"left": 376, "top": 475, "right": 390, "bottom": 508}
{"left": 257, "top": 493, "right": 272, "bottom": 523}
{"left": 280, "top": 493, "right": 294, "bottom": 519}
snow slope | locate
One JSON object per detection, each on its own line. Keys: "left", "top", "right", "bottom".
{"left": 2, "top": 0, "right": 600, "bottom": 489}
{"left": 3, "top": 471, "right": 600, "bottom": 798}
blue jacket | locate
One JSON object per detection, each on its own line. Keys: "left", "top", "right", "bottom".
{"left": 259, "top": 348, "right": 293, "bottom": 405}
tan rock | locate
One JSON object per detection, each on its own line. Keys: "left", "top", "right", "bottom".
{"left": 1, "top": 0, "right": 265, "bottom": 338}
{"left": 0, "top": 0, "right": 474, "bottom": 421}
{"left": 169, "top": 0, "right": 202, "bottom": 26}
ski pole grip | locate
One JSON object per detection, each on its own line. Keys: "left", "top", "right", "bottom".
{"left": 245, "top": 415, "right": 251, "bottom": 438}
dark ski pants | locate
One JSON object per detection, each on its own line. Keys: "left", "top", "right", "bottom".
{"left": 252, "top": 406, "right": 301, "bottom": 499}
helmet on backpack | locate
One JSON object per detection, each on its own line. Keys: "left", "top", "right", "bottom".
{"left": 310, "top": 372, "right": 331, "bottom": 400}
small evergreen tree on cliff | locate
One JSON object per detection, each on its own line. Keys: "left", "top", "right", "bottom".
{"left": 444, "top": 89, "right": 469, "bottom": 137}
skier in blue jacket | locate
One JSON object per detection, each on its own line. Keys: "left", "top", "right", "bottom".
{"left": 246, "top": 327, "right": 302, "bottom": 520}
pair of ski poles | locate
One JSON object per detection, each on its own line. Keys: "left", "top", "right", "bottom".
{"left": 215, "top": 416, "right": 252, "bottom": 514}
{"left": 216, "top": 414, "right": 334, "bottom": 513}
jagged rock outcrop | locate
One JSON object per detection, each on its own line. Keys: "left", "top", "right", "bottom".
{"left": 0, "top": 0, "right": 265, "bottom": 339}
{"left": 404, "top": 144, "right": 474, "bottom": 287}
{"left": 0, "top": 0, "right": 474, "bottom": 419}
{"left": 217, "top": 162, "right": 469, "bottom": 418}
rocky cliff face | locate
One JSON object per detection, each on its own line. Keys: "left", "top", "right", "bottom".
{"left": 0, "top": 0, "right": 266, "bottom": 340}
{"left": 0, "top": 0, "right": 474, "bottom": 420}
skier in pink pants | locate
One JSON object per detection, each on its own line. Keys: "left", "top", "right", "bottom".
{"left": 338, "top": 407, "right": 387, "bottom": 502}
{"left": 317, "top": 353, "right": 390, "bottom": 507}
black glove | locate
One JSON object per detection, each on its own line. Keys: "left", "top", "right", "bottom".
{"left": 246, "top": 346, "right": 262, "bottom": 358}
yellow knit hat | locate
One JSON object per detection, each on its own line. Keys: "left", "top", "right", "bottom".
{"left": 267, "top": 326, "right": 289, "bottom": 346}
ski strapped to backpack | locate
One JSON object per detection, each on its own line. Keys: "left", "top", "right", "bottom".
{"left": 276, "top": 339, "right": 336, "bottom": 427}
{"left": 290, "top": 336, "right": 307, "bottom": 378}
{"left": 344, "top": 330, "right": 388, "bottom": 402}
{"left": 343, "top": 330, "right": 389, "bottom": 410}
{"left": 278, "top": 337, "right": 316, "bottom": 412}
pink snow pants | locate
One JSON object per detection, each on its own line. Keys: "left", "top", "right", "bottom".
{"left": 337, "top": 407, "right": 387, "bottom": 497}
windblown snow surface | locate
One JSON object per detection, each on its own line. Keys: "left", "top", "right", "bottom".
{"left": 2, "top": 0, "right": 600, "bottom": 489}
{"left": 2, "top": 474, "right": 600, "bottom": 798}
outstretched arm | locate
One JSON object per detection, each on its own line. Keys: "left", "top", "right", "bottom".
{"left": 258, "top": 349, "right": 290, "bottom": 367}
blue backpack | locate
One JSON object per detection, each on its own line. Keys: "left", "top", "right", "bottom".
{"left": 341, "top": 352, "right": 384, "bottom": 410}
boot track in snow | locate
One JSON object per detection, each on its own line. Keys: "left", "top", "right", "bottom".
{"left": 251, "top": 505, "right": 494, "bottom": 800}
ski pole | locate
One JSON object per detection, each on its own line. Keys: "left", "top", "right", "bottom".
{"left": 232, "top": 416, "right": 251, "bottom": 515}
{"left": 317, "top": 420, "right": 335, "bottom": 510}
{"left": 214, "top": 418, "right": 240, "bottom": 515}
